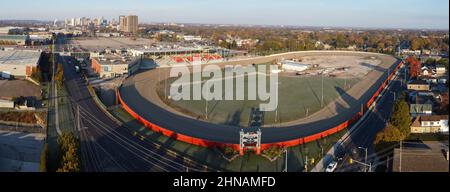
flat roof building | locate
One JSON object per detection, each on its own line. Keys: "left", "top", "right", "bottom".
{"left": 280, "top": 60, "right": 309, "bottom": 72}
{"left": 0, "top": 35, "right": 29, "bottom": 46}
{"left": 392, "top": 141, "right": 449, "bottom": 172}
{"left": 91, "top": 54, "right": 141, "bottom": 78}
{"left": 0, "top": 50, "right": 42, "bottom": 78}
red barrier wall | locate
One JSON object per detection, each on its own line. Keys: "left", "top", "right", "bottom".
{"left": 118, "top": 60, "right": 403, "bottom": 151}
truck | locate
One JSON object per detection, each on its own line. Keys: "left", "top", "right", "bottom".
{"left": 0, "top": 71, "right": 11, "bottom": 79}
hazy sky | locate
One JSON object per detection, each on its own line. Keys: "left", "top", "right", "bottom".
{"left": 1, "top": 0, "right": 448, "bottom": 29}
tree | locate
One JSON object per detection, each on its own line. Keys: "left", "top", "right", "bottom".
{"left": 56, "top": 132, "right": 80, "bottom": 172}
{"left": 406, "top": 56, "right": 421, "bottom": 78}
{"left": 39, "top": 143, "right": 48, "bottom": 172}
{"left": 231, "top": 40, "right": 238, "bottom": 49}
{"left": 54, "top": 63, "right": 64, "bottom": 86}
{"left": 374, "top": 123, "right": 405, "bottom": 144}
{"left": 437, "top": 92, "right": 449, "bottom": 115}
{"left": 390, "top": 100, "right": 411, "bottom": 137}
{"left": 437, "top": 58, "right": 449, "bottom": 70}
{"left": 30, "top": 67, "right": 42, "bottom": 83}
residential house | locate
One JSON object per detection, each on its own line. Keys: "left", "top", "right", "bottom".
{"left": 411, "top": 115, "right": 449, "bottom": 133}
{"left": 436, "top": 65, "right": 446, "bottom": 75}
{"left": 410, "top": 103, "right": 433, "bottom": 117}
{"left": 420, "top": 66, "right": 434, "bottom": 77}
{"left": 407, "top": 80, "right": 430, "bottom": 91}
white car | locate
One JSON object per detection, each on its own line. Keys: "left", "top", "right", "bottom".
{"left": 325, "top": 161, "right": 338, "bottom": 172}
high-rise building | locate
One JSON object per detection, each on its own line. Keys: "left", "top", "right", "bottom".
{"left": 119, "top": 15, "right": 138, "bottom": 33}
{"left": 126, "top": 15, "right": 138, "bottom": 33}
{"left": 81, "top": 17, "right": 88, "bottom": 26}
{"left": 119, "top": 15, "right": 127, "bottom": 32}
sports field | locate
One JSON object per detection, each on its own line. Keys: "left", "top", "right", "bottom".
{"left": 157, "top": 66, "right": 360, "bottom": 127}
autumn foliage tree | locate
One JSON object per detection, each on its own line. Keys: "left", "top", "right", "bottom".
{"left": 374, "top": 100, "right": 411, "bottom": 145}
{"left": 374, "top": 123, "right": 405, "bottom": 144}
{"left": 56, "top": 132, "right": 80, "bottom": 172}
{"left": 406, "top": 56, "right": 421, "bottom": 78}
{"left": 437, "top": 92, "right": 449, "bottom": 115}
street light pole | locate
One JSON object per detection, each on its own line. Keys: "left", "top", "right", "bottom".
{"left": 284, "top": 149, "right": 288, "bottom": 172}
{"left": 358, "top": 147, "right": 368, "bottom": 165}
{"left": 321, "top": 72, "right": 324, "bottom": 108}
{"left": 399, "top": 140, "right": 402, "bottom": 172}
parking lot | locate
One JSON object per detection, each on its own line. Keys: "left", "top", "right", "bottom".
{"left": 0, "top": 130, "right": 45, "bottom": 172}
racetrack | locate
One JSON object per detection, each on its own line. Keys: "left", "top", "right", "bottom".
{"left": 119, "top": 51, "right": 400, "bottom": 145}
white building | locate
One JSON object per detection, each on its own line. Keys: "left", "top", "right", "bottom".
{"left": 411, "top": 115, "right": 449, "bottom": 133}
{"left": 436, "top": 65, "right": 446, "bottom": 75}
{"left": 182, "top": 35, "right": 202, "bottom": 41}
{"left": 0, "top": 50, "right": 42, "bottom": 78}
{"left": 280, "top": 60, "right": 309, "bottom": 72}
{"left": 0, "top": 99, "right": 14, "bottom": 109}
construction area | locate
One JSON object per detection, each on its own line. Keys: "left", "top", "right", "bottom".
{"left": 156, "top": 54, "right": 389, "bottom": 126}
{"left": 277, "top": 55, "right": 383, "bottom": 79}
{"left": 120, "top": 51, "right": 397, "bottom": 128}
{"left": 67, "top": 37, "right": 155, "bottom": 51}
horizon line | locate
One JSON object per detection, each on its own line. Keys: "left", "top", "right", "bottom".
{"left": 0, "top": 19, "right": 449, "bottom": 31}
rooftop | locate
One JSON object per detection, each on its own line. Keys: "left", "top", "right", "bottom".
{"left": 0, "top": 35, "right": 29, "bottom": 40}
{"left": 410, "top": 104, "right": 432, "bottom": 114}
{"left": 392, "top": 141, "right": 449, "bottom": 172}
{"left": 0, "top": 50, "right": 41, "bottom": 66}
{"left": 421, "top": 115, "right": 449, "bottom": 122}
{"left": 93, "top": 54, "right": 134, "bottom": 65}
{"left": 408, "top": 79, "right": 429, "bottom": 85}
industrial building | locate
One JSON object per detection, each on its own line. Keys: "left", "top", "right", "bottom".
{"left": 91, "top": 55, "right": 141, "bottom": 78}
{"left": 0, "top": 35, "right": 29, "bottom": 46}
{"left": 0, "top": 50, "right": 42, "bottom": 78}
{"left": 279, "top": 60, "right": 309, "bottom": 72}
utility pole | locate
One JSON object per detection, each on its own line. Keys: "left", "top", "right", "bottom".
{"left": 358, "top": 147, "right": 368, "bottom": 165}
{"left": 386, "top": 156, "right": 390, "bottom": 172}
{"left": 304, "top": 155, "right": 308, "bottom": 172}
{"left": 284, "top": 149, "right": 288, "bottom": 172}
{"left": 77, "top": 105, "right": 80, "bottom": 131}
{"left": 205, "top": 81, "right": 209, "bottom": 120}
{"left": 399, "top": 140, "right": 402, "bottom": 172}
{"left": 321, "top": 72, "right": 324, "bottom": 108}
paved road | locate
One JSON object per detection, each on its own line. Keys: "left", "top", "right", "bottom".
{"left": 56, "top": 38, "right": 216, "bottom": 172}
{"left": 332, "top": 65, "right": 406, "bottom": 172}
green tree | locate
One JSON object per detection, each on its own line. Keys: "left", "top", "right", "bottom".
{"left": 437, "top": 58, "right": 449, "bottom": 69}
{"left": 390, "top": 100, "right": 411, "bottom": 137}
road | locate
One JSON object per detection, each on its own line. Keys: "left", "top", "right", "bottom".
{"left": 55, "top": 37, "right": 216, "bottom": 172}
{"left": 333, "top": 64, "right": 406, "bottom": 172}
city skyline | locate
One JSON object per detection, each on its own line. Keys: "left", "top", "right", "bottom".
{"left": 0, "top": 0, "right": 448, "bottom": 30}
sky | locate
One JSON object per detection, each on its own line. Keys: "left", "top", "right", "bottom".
{"left": 0, "top": 0, "right": 448, "bottom": 29}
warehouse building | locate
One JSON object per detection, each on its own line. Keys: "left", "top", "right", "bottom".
{"left": 0, "top": 35, "right": 29, "bottom": 46}
{"left": 0, "top": 50, "right": 42, "bottom": 78}
{"left": 91, "top": 55, "right": 141, "bottom": 78}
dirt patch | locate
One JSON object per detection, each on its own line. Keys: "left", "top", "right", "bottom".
{"left": 0, "top": 80, "right": 41, "bottom": 99}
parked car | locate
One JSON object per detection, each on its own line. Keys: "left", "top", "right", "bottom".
{"left": 325, "top": 161, "right": 338, "bottom": 172}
